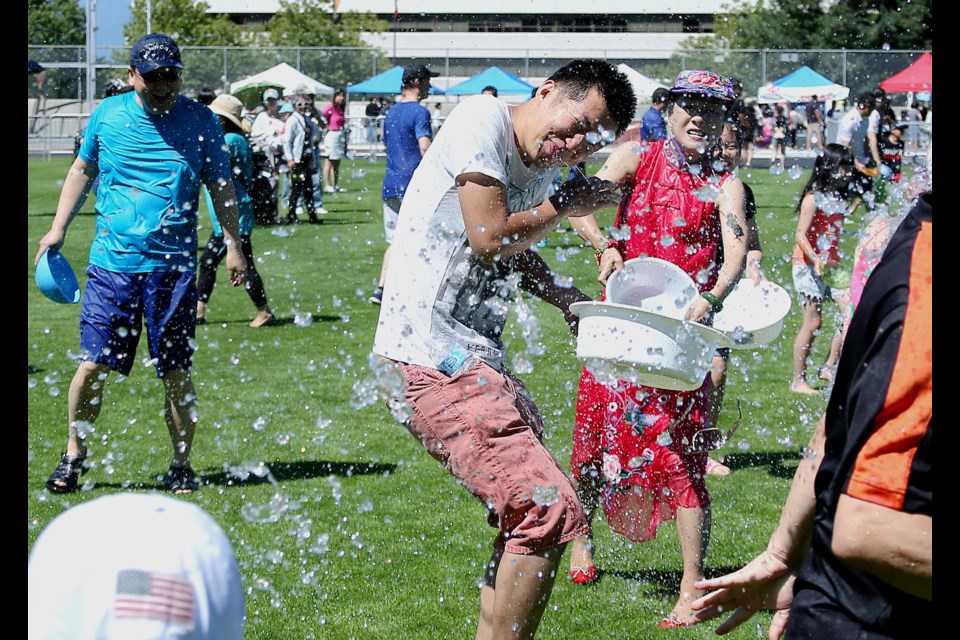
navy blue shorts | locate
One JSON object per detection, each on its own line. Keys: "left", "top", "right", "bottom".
{"left": 79, "top": 266, "right": 197, "bottom": 377}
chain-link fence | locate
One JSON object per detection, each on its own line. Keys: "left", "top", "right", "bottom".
{"left": 28, "top": 46, "right": 931, "bottom": 156}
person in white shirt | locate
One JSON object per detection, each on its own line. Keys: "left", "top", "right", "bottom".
{"left": 372, "top": 59, "right": 635, "bottom": 640}
{"left": 281, "top": 96, "right": 320, "bottom": 224}
{"left": 836, "top": 91, "right": 877, "bottom": 213}
{"left": 249, "top": 88, "right": 286, "bottom": 224}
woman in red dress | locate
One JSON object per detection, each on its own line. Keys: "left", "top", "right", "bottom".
{"left": 789, "top": 144, "right": 855, "bottom": 394}
{"left": 567, "top": 70, "right": 748, "bottom": 628}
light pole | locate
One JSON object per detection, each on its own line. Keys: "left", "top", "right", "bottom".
{"left": 85, "top": 0, "right": 97, "bottom": 113}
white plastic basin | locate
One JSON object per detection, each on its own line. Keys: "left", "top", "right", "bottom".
{"left": 571, "top": 301, "right": 731, "bottom": 391}
{"left": 605, "top": 257, "right": 699, "bottom": 320}
{"left": 712, "top": 279, "right": 792, "bottom": 349}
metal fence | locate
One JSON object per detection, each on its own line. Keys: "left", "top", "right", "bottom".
{"left": 28, "top": 46, "right": 931, "bottom": 157}
{"left": 28, "top": 45, "right": 930, "bottom": 102}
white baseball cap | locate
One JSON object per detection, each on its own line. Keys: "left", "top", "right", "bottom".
{"left": 262, "top": 88, "right": 279, "bottom": 102}
{"left": 28, "top": 493, "right": 245, "bottom": 639}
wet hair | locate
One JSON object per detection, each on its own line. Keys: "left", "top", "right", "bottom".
{"left": 795, "top": 143, "right": 854, "bottom": 211}
{"left": 333, "top": 89, "right": 346, "bottom": 100}
{"left": 103, "top": 78, "right": 132, "bottom": 98}
{"left": 547, "top": 59, "right": 637, "bottom": 136}
{"left": 652, "top": 87, "right": 669, "bottom": 105}
{"left": 481, "top": 85, "right": 498, "bottom": 97}
{"left": 855, "top": 91, "right": 875, "bottom": 111}
{"left": 197, "top": 87, "right": 217, "bottom": 106}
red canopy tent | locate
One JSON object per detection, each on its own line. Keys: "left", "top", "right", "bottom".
{"left": 880, "top": 52, "right": 932, "bottom": 93}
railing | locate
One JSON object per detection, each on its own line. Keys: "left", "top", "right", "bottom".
{"left": 26, "top": 113, "right": 442, "bottom": 159}
{"left": 28, "top": 112, "right": 90, "bottom": 159}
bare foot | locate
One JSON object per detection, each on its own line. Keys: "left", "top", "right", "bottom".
{"left": 662, "top": 588, "right": 709, "bottom": 627}
{"left": 705, "top": 456, "right": 731, "bottom": 476}
{"left": 819, "top": 366, "right": 836, "bottom": 382}
{"left": 249, "top": 311, "right": 276, "bottom": 328}
{"left": 790, "top": 379, "right": 820, "bottom": 395}
{"left": 569, "top": 535, "right": 594, "bottom": 572}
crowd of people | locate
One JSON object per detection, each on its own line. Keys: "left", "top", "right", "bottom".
{"left": 32, "top": 32, "right": 932, "bottom": 639}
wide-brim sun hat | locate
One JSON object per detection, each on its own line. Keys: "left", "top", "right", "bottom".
{"left": 570, "top": 300, "right": 731, "bottom": 391}
{"left": 712, "top": 279, "right": 792, "bottom": 349}
{"left": 35, "top": 248, "right": 80, "bottom": 304}
{"left": 208, "top": 93, "right": 245, "bottom": 130}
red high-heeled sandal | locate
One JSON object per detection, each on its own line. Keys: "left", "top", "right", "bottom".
{"left": 569, "top": 565, "right": 598, "bottom": 585}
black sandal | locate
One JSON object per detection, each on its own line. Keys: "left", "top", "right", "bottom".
{"left": 45, "top": 451, "right": 88, "bottom": 493}
{"left": 163, "top": 464, "right": 200, "bottom": 494}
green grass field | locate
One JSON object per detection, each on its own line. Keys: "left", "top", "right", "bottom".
{"left": 27, "top": 153, "right": 870, "bottom": 639}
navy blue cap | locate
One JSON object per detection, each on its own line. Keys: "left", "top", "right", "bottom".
{"left": 402, "top": 63, "right": 440, "bottom": 84}
{"left": 130, "top": 33, "right": 184, "bottom": 73}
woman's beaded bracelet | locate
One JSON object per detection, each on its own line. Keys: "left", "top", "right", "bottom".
{"left": 594, "top": 240, "right": 620, "bottom": 266}
{"left": 701, "top": 291, "right": 723, "bottom": 312}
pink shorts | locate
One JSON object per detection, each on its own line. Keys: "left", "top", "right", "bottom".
{"left": 398, "top": 361, "right": 588, "bottom": 555}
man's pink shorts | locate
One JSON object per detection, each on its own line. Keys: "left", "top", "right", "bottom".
{"left": 398, "top": 361, "right": 588, "bottom": 556}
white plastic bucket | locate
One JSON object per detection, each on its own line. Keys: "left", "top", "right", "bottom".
{"left": 605, "top": 257, "right": 699, "bottom": 319}
{"left": 571, "top": 301, "right": 731, "bottom": 391}
{"left": 712, "top": 279, "right": 792, "bottom": 349}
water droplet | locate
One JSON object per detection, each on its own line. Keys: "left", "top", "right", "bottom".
{"left": 531, "top": 484, "right": 560, "bottom": 506}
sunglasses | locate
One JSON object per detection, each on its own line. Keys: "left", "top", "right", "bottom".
{"left": 137, "top": 67, "right": 182, "bottom": 84}
{"left": 675, "top": 98, "right": 726, "bottom": 119}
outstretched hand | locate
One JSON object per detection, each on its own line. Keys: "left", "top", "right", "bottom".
{"left": 549, "top": 175, "right": 619, "bottom": 218}
{"left": 691, "top": 550, "right": 797, "bottom": 639}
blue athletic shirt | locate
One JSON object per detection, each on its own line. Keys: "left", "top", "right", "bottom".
{"left": 78, "top": 91, "right": 231, "bottom": 273}
{"left": 202, "top": 131, "right": 255, "bottom": 237}
{"left": 382, "top": 101, "right": 433, "bottom": 200}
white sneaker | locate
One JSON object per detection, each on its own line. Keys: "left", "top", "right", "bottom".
{"left": 295, "top": 206, "right": 304, "bottom": 215}
{"left": 335, "top": 186, "right": 347, "bottom": 193}
{"left": 324, "top": 186, "right": 335, "bottom": 194}
{"left": 315, "top": 207, "right": 328, "bottom": 215}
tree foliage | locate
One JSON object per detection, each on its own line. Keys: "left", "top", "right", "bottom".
{"left": 267, "top": 0, "right": 387, "bottom": 48}
{"left": 125, "top": 0, "right": 244, "bottom": 47}
{"left": 707, "top": 0, "right": 932, "bottom": 50}
{"left": 28, "top": 0, "right": 85, "bottom": 46}
{"left": 266, "top": 0, "right": 391, "bottom": 90}
{"left": 823, "top": 0, "right": 933, "bottom": 50}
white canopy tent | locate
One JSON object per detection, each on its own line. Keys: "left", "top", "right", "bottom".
{"left": 230, "top": 63, "right": 335, "bottom": 106}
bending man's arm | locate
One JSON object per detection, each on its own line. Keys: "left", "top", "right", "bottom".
{"left": 457, "top": 172, "right": 617, "bottom": 262}
{"left": 512, "top": 249, "right": 590, "bottom": 333}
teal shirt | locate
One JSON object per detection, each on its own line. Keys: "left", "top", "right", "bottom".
{"left": 203, "top": 131, "right": 255, "bottom": 237}
{"left": 78, "top": 91, "right": 231, "bottom": 273}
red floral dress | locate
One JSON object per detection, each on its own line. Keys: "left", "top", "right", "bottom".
{"left": 571, "top": 139, "right": 730, "bottom": 542}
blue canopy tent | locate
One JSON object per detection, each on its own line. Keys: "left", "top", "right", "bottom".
{"left": 446, "top": 66, "right": 535, "bottom": 96}
{"left": 757, "top": 66, "right": 849, "bottom": 103}
{"left": 347, "top": 66, "right": 445, "bottom": 95}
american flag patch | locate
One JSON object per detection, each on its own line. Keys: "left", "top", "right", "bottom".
{"left": 114, "top": 569, "right": 195, "bottom": 629}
